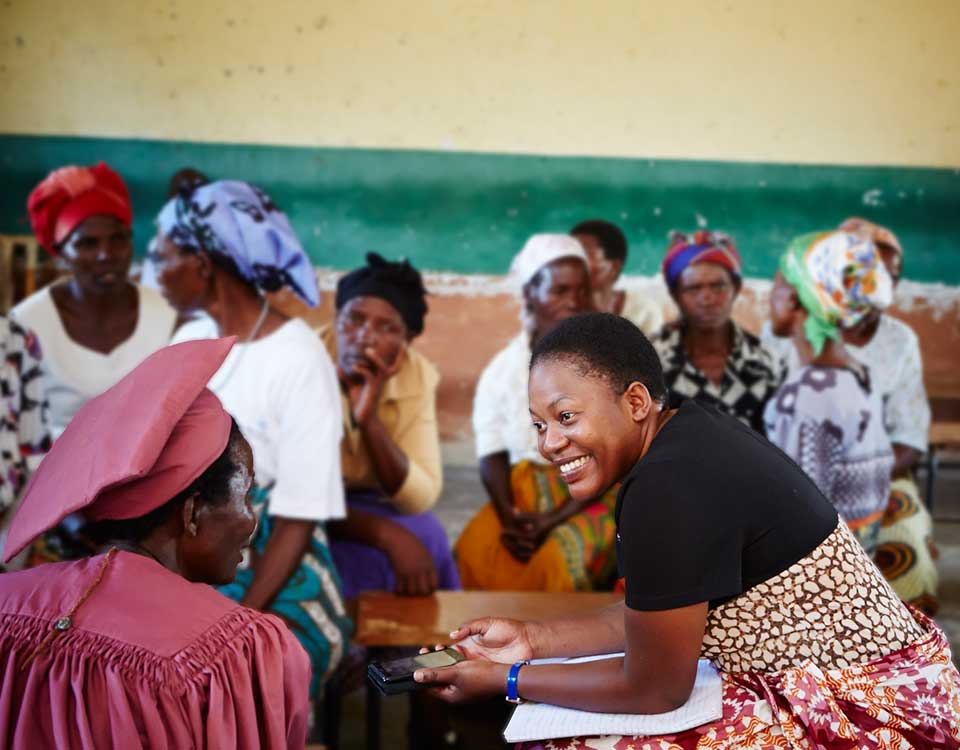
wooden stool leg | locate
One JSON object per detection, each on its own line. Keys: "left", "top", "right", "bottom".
{"left": 365, "top": 676, "right": 381, "bottom": 750}
{"left": 321, "top": 672, "right": 343, "bottom": 750}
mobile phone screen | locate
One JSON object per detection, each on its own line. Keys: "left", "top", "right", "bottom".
{"left": 413, "top": 649, "right": 462, "bottom": 669}
{"left": 377, "top": 648, "right": 464, "bottom": 681}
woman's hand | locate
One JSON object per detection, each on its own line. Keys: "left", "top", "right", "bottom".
{"left": 383, "top": 523, "right": 438, "bottom": 596}
{"left": 343, "top": 343, "right": 406, "bottom": 427}
{"left": 500, "top": 508, "right": 562, "bottom": 561}
{"left": 414, "top": 659, "right": 510, "bottom": 704}
{"left": 449, "top": 617, "right": 536, "bottom": 663}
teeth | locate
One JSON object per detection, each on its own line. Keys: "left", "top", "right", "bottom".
{"left": 559, "top": 456, "right": 589, "bottom": 474}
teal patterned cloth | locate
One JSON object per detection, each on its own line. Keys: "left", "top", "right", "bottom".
{"left": 219, "top": 486, "right": 353, "bottom": 697}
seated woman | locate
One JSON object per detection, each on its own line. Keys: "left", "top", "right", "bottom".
{"left": 13, "top": 162, "right": 177, "bottom": 440}
{"left": 570, "top": 219, "right": 662, "bottom": 334}
{"left": 154, "top": 180, "right": 350, "bottom": 695}
{"left": 320, "top": 252, "right": 459, "bottom": 598}
{"left": 0, "top": 317, "right": 52, "bottom": 565}
{"left": 651, "top": 230, "right": 780, "bottom": 432}
{"left": 417, "top": 313, "right": 960, "bottom": 749}
{"left": 765, "top": 230, "right": 895, "bottom": 553}
{"left": 841, "top": 218, "right": 939, "bottom": 611}
{"left": 455, "top": 234, "right": 620, "bottom": 592}
{"left": 0, "top": 339, "right": 310, "bottom": 749}
{"left": 764, "top": 218, "right": 939, "bottom": 611}
{"left": 13, "top": 163, "right": 177, "bottom": 565}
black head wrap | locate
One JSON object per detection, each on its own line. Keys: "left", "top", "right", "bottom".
{"left": 335, "top": 252, "right": 429, "bottom": 336}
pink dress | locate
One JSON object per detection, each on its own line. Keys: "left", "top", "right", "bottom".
{"left": 0, "top": 550, "right": 311, "bottom": 749}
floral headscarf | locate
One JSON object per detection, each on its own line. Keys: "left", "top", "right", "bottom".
{"left": 156, "top": 180, "right": 319, "bottom": 307}
{"left": 780, "top": 231, "right": 893, "bottom": 355}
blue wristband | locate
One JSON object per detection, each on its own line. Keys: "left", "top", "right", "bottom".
{"left": 506, "top": 660, "right": 530, "bottom": 704}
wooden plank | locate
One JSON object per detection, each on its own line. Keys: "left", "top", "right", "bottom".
{"left": 930, "top": 421, "right": 960, "bottom": 447}
{"left": 354, "top": 590, "right": 621, "bottom": 647}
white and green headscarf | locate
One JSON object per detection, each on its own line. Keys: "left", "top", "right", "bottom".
{"left": 780, "top": 230, "right": 893, "bottom": 355}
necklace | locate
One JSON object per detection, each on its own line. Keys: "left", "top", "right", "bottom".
{"left": 212, "top": 298, "right": 271, "bottom": 387}
{"left": 102, "top": 541, "right": 166, "bottom": 567}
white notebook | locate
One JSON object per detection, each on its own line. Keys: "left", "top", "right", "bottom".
{"left": 503, "top": 654, "right": 722, "bottom": 743}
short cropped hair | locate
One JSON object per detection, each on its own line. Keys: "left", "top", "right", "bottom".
{"left": 570, "top": 220, "right": 628, "bottom": 264}
{"left": 530, "top": 312, "right": 666, "bottom": 403}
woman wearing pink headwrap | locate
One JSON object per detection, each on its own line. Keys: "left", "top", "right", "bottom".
{"left": 0, "top": 339, "right": 310, "bottom": 749}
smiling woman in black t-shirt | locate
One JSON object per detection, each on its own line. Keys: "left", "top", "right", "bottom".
{"left": 416, "top": 312, "right": 959, "bottom": 749}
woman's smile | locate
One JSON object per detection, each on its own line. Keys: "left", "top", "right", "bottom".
{"left": 557, "top": 455, "right": 592, "bottom": 480}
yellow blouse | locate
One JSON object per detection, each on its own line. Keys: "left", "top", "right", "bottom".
{"left": 319, "top": 325, "right": 442, "bottom": 514}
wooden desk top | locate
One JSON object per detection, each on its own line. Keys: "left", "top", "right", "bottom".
{"left": 354, "top": 590, "right": 622, "bottom": 647}
{"left": 930, "top": 421, "right": 960, "bottom": 447}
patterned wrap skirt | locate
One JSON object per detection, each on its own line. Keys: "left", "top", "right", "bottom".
{"left": 219, "top": 486, "right": 353, "bottom": 697}
{"left": 520, "top": 522, "right": 960, "bottom": 749}
{"left": 519, "top": 613, "right": 960, "bottom": 749}
{"left": 875, "top": 477, "right": 939, "bottom": 615}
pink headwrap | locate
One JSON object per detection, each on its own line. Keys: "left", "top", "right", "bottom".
{"left": 3, "top": 338, "right": 237, "bottom": 562}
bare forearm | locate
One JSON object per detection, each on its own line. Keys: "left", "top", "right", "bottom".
{"left": 359, "top": 415, "right": 410, "bottom": 495}
{"left": 891, "top": 443, "right": 921, "bottom": 478}
{"left": 526, "top": 601, "right": 626, "bottom": 659}
{"left": 479, "top": 452, "right": 515, "bottom": 523}
{"left": 328, "top": 506, "right": 399, "bottom": 550}
{"left": 515, "top": 657, "right": 691, "bottom": 714}
{"left": 242, "top": 517, "right": 314, "bottom": 611}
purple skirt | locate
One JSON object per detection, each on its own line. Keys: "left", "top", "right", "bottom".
{"left": 330, "top": 490, "right": 461, "bottom": 600}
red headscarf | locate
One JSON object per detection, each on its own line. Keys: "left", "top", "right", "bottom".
{"left": 27, "top": 162, "right": 133, "bottom": 253}
{"left": 3, "top": 337, "right": 237, "bottom": 562}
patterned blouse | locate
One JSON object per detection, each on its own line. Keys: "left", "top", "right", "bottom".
{"left": 651, "top": 320, "right": 782, "bottom": 433}
{"left": 0, "top": 317, "right": 51, "bottom": 514}
{"left": 764, "top": 365, "right": 893, "bottom": 552}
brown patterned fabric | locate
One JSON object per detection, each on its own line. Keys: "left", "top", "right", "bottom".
{"left": 701, "top": 520, "right": 923, "bottom": 674}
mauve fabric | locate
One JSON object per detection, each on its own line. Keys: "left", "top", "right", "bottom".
{"left": 0, "top": 551, "right": 310, "bottom": 748}
{"left": 27, "top": 162, "right": 132, "bottom": 253}
{"left": 330, "top": 491, "right": 460, "bottom": 599}
{"left": 4, "top": 338, "right": 235, "bottom": 562}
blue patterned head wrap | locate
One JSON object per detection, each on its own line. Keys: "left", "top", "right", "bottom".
{"left": 156, "top": 180, "right": 319, "bottom": 307}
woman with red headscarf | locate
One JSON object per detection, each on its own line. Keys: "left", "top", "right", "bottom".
{"left": 0, "top": 338, "right": 310, "bottom": 749}
{"left": 651, "top": 230, "right": 780, "bottom": 433}
{"left": 12, "top": 163, "right": 176, "bottom": 442}
{"left": 11, "top": 163, "right": 176, "bottom": 564}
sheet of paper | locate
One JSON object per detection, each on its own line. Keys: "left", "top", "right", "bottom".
{"left": 503, "top": 656, "right": 722, "bottom": 743}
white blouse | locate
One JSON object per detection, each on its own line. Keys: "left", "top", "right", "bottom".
{"left": 472, "top": 332, "right": 547, "bottom": 466}
{"left": 10, "top": 285, "right": 177, "bottom": 440}
{"left": 172, "top": 316, "right": 346, "bottom": 523}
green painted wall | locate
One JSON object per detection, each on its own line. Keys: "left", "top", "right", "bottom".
{"left": 1, "top": 134, "right": 958, "bottom": 283}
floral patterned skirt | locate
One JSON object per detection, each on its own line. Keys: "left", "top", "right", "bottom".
{"left": 518, "top": 610, "right": 960, "bottom": 749}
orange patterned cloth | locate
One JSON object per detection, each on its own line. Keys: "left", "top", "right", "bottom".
{"left": 455, "top": 461, "right": 619, "bottom": 592}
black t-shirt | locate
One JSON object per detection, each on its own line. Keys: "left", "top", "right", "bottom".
{"left": 615, "top": 399, "right": 838, "bottom": 612}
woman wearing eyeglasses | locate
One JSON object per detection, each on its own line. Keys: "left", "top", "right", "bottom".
{"left": 650, "top": 230, "right": 780, "bottom": 433}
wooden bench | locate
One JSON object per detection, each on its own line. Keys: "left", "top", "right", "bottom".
{"left": 344, "top": 590, "right": 621, "bottom": 750}
{"left": 926, "top": 391, "right": 960, "bottom": 513}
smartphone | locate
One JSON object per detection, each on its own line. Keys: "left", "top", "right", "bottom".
{"left": 367, "top": 647, "right": 465, "bottom": 695}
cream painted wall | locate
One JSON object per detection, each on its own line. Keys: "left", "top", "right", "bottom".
{"left": 1, "top": 0, "right": 958, "bottom": 166}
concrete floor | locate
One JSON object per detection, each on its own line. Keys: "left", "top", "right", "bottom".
{"left": 336, "top": 460, "right": 960, "bottom": 749}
